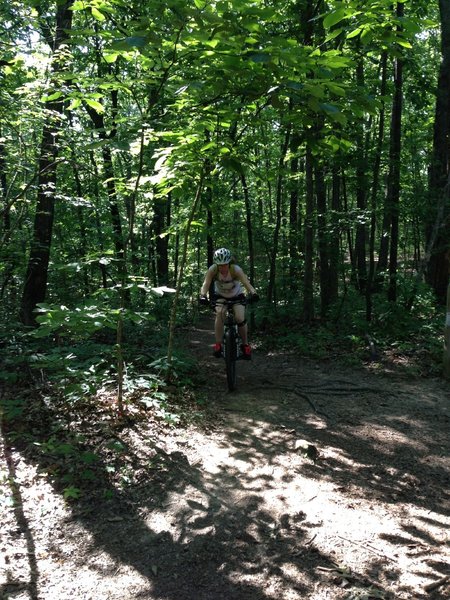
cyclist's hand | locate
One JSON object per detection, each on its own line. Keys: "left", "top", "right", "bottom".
{"left": 249, "top": 293, "right": 259, "bottom": 304}
{"left": 199, "top": 295, "right": 209, "bottom": 306}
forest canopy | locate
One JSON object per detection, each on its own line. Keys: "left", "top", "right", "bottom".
{"left": 0, "top": 0, "right": 449, "bottom": 387}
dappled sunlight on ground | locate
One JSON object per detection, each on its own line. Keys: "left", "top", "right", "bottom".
{"left": 1, "top": 315, "right": 449, "bottom": 599}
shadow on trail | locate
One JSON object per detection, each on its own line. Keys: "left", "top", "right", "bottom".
{"left": 0, "top": 424, "right": 38, "bottom": 600}
{"left": 187, "top": 315, "right": 450, "bottom": 597}
{"left": 1, "top": 387, "right": 346, "bottom": 600}
{"left": 220, "top": 352, "right": 450, "bottom": 596}
{"left": 1, "top": 314, "right": 449, "bottom": 599}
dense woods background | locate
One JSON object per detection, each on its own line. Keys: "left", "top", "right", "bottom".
{"left": 1, "top": 0, "right": 449, "bottom": 392}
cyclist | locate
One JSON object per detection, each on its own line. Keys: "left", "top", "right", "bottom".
{"left": 199, "top": 247, "right": 258, "bottom": 359}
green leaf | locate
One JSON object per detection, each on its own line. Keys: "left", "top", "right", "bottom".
{"left": 194, "top": 0, "right": 206, "bottom": 8}
{"left": 85, "top": 98, "right": 104, "bottom": 113}
{"left": 305, "top": 83, "right": 325, "bottom": 99}
{"left": 91, "top": 7, "right": 105, "bottom": 21}
{"left": 103, "top": 52, "right": 119, "bottom": 64}
{"left": 320, "top": 102, "right": 340, "bottom": 114}
{"left": 323, "top": 8, "right": 347, "bottom": 29}
{"left": 63, "top": 486, "right": 81, "bottom": 500}
{"left": 347, "top": 27, "right": 362, "bottom": 40}
{"left": 360, "top": 28, "right": 373, "bottom": 44}
{"left": 81, "top": 452, "right": 99, "bottom": 464}
{"left": 42, "top": 91, "right": 63, "bottom": 102}
{"left": 72, "top": 1, "right": 88, "bottom": 10}
{"left": 247, "top": 52, "right": 271, "bottom": 63}
{"left": 396, "top": 38, "right": 412, "bottom": 49}
{"left": 327, "top": 82, "right": 346, "bottom": 96}
{"left": 325, "top": 28, "right": 343, "bottom": 42}
{"left": 67, "top": 98, "right": 82, "bottom": 110}
{"left": 221, "top": 156, "right": 245, "bottom": 175}
{"left": 200, "top": 141, "right": 217, "bottom": 153}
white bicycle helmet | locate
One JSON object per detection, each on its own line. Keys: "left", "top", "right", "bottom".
{"left": 213, "top": 247, "right": 231, "bottom": 265}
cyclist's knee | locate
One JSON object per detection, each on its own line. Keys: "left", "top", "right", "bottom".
{"left": 236, "top": 319, "right": 247, "bottom": 327}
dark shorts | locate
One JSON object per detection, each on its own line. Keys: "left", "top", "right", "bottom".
{"left": 215, "top": 293, "right": 246, "bottom": 303}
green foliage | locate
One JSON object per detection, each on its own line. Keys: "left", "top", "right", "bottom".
{"left": 260, "top": 278, "right": 443, "bottom": 376}
{"left": 0, "top": 329, "right": 203, "bottom": 501}
{"left": 32, "top": 301, "right": 152, "bottom": 339}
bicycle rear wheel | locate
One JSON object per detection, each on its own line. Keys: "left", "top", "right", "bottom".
{"left": 224, "top": 328, "right": 237, "bottom": 391}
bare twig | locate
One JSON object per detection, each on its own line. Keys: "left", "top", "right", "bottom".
{"left": 336, "top": 534, "right": 397, "bottom": 562}
{"left": 252, "top": 384, "right": 330, "bottom": 419}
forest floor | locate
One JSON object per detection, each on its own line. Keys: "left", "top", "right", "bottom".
{"left": 1, "top": 314, "right": 450, "bottom": 600}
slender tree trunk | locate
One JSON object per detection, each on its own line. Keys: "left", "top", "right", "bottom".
{"left": 71, "top": 157, "right": 89, "bottom": 295}
{"left": 329, "top": 167, "right": 340, "bottom": 304}
{"left": 387, "top": 2, "right": 404, "bottom": 303}
{"left": 167, "top": 171, "right": 205, "bottom": 369}
{"left": 0, "top": 132, "right": 9, "bottom": 232}
{"left": 289, "top": 134, "right": 301, "bottom": 296}
{"left": 153, "top": 197, "right": 169, "bottom": 285}
{"left": 267, "top": 124, "right": 291, "bottom": 304}
{"left": 240, "top": 173, "right": 257, "bottom": 329}
{"left": 20, "top": 1, "right": 73, "bottom": 326}
{"left": 366, "top": 52, "right": 388, "bottom": 320}
{"left": 204, "top": 158, "right": 214, "bottom": 269}
{"left": 315, "top": 163, "right": 330, "bottom": 316}
{"left": 90, "top": 152, "right": 108, "bottom": 288}
{"left": 0, "top": 128, "right": 14, "bottom": 300}
{"left": 354, "top": 57, "right": 368, "bottom": 292}
{"left": 303, "top": 145, "right": 315, "bottom": 321}
{"left": 341, "top": 174, "right": 356, "bottom": 280}
{"left": 240, "top": 174, "right": 255, "bottom": 285}
{"left": 86, "top": 109, "right": 126, "bottom": 262}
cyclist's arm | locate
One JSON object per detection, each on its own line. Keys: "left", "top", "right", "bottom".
{"left": 234, "top": 265, "right": 257, "bottom": 295}
{"left": 200, "top": 266, "right": 215, "bottom": 296}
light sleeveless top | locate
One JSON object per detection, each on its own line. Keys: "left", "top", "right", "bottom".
{"left": 210, "top": 264, "right": 243, "bottom": 297}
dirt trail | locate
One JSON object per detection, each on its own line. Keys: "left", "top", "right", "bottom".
{"left": 1, "top": 316, "right": 449, "bottom": 599}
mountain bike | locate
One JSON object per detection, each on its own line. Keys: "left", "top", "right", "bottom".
{"left": 212, "top": 297, "right": 249, "bottom": 392}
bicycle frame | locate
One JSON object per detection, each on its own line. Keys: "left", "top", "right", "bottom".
{"left": 213, "top": 297, "right": 247, "bottom": 391}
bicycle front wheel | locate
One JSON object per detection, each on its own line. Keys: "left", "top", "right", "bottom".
{"left": 224, "top": 328, "right": 237, "bottom": 391}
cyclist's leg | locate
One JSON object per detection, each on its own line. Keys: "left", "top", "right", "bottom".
{"left": 214, "top": 299, "right": 225, "bottom": 343}
{"left": 233, "top": 303, "right": 248, "bottom": 344}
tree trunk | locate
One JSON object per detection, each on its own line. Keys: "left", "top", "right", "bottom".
{"left": 20, "top": 1, "right": 73, "bottom": 326}
{"left": 240, "top": 174, "right": 255, "bottom": 286}
{"left": 267, "top": 124, "right": 291, "bottom": 304}
{"left": 426, "top": 0, "right": 450, "bottom": 302}
{"left": 153, "top": 197, "right": 169, "bottom": 285}
{"left": 0, "top": 132, "right": 9, "bottom": 232}
{"left": 289, "top": 134, "right": 301, "bottom": 296}
{"left": 366, "top": 51, "right": 388, "bottom": 320}
{"left": 329, "top": 167, "right": 340, "bottom": 304}
{"left": 315, "top": 163, "right": 330, "bottom": 316}
{"left": 303, "top": 145, "right": 315, "bottom": 322}
{"left": 444, "top": 278, "right": 450, "bottom": 379}
{"left": 354, "top": 58, "right": 368, "bottom": 292}
{"left": 387, "top": 2, "right": 404, "bottom": 303}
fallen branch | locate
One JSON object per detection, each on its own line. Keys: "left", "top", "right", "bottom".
{"left": 423, "top": 575, "right": 449, "bottom": 593}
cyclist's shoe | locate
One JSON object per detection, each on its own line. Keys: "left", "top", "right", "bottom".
{"left": 241, "top": 344, "right": 252, "bottom": 360}
{"left": 213, "top": 343, "right": 222, "bottom": 358}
